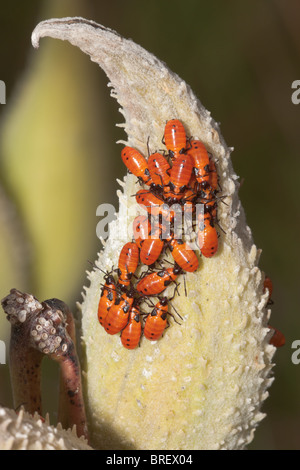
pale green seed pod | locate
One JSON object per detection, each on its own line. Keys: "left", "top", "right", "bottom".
{"left": 31, "top": 18, "right": 276, "bottom": 450}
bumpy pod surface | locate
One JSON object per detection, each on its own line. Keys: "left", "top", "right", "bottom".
{"left": 32, "top": 18, "right": 276, "bottom": 450}
{"left": 0, "top": 406, "right": 91, "bottom": 450}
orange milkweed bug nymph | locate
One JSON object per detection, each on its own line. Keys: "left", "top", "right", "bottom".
{"left": 136, "top": 264, "right": 182, "bottom": 296}
{"left": 143, "top": 297, "right": 169, "bottom": 341}
{"left": 121, "top": 146, "right": 153, "bottom": 186}
{"left": 120, "top": 303, "right": 142, "bottom": 349}
{"left": 197, "top": 212, "right": 219, "bottom": 258}
{"left": 103, "top": 287, "right": 135, "bottom": 335}
{"left": 166, "top": 153, "right": 194, "bottom": 201}
{"left": 163, "top": 119, "right": 187, "bottom": 158}
{"left": 140, "top": 227, "right": 164, "bottom": 266}
{"left": 148, "top": 152, "right": 171, "bottom": 190}
{"left": 143, "top": 296, "right": 182, "bottom": 341}
{"left": 168, "top": 234, "right": 199, "bottom": 273}
{"left": 186, "top": 139, "right": 211, "bottom": 189}
{"left": 97, "top": 274, "right": 117, "bottom": 327}
{"left": 117, "top": 241, "right": 140, "bottom": 289}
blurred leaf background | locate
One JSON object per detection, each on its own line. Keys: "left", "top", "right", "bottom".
{"left": 0, "top": 0, "right": 299, "bottom": 450}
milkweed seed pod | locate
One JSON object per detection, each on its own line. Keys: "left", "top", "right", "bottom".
{"left": 31, "top": 18, "right": 276, "bottom": 450}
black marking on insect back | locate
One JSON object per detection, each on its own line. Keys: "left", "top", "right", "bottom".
{"left": 107, "top": 291, "right": 114, "bottom": 301}
{"left": 123, "top": 302, "right": 131, "bottom": 313}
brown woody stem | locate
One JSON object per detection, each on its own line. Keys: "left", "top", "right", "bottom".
{"left": 45, "top": 298, "right": 88, "bottom": 440}
{"left": 1, "top": 289, "right": 44, "bottom": 415}
{"left": 1, "top": 289, "right": 88, "bottom": 441}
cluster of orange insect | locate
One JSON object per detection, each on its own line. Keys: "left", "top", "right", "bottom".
{"left": 96, "top": 119, "right": 284, "bottom": 351}
{"left": 96, "top": 119, "right": 223, "bottom": 349}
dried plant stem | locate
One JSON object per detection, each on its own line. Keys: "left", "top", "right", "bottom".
{"left": 55, "top": 347, "right": 87, "bottom": 439}
{"left": 1, "top": 289, "right": 88, "bottom": 441}
{"left": 2, "top": 289, "right": 44, "bottom": 414}
{"left": 9, "top": 333, "right": 43, "bottom": 415}
{"left": 45, "top": 298, "right": 87, "bottom": 439}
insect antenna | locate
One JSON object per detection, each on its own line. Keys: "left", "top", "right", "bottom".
{"left": 87, "top": 260, "right": 115, "bottom": 278}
